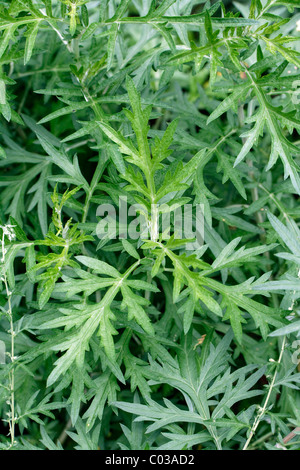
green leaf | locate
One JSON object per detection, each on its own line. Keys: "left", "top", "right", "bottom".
{"left": 76, "top": 255, "right": 121, "bottom": 278}
{"left": 24, "top": 21, "right": 39, "bottom": 64}
{"left": 121, "top": 239, "right": 140, "bottom": 260}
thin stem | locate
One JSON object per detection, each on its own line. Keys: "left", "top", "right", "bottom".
{"left": 42, "top": 9, "right": 105, "bottom": 121}
{"left": 15, "top": 67, "right": 70, "bottom": 78}
{"left": 255, "top": 0, "right": 277, "bottom": 20}
{"left": 283, "top": 428, "right": 300, "bottom": 445}
{"left": 1, "top": 227, "right": 16, "bottom": 449}
{"left": 249, "top": 431, "right": 274, "bottom": 449}
{"left": 6, "top": 278, "right": 15, "bottom": 449}
{"left": 243, "top": 336, "right": 287, "bottom": 451}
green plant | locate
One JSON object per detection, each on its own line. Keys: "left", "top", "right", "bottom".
{"left": 0, "top": 0, "right": 300, "bottom": 451}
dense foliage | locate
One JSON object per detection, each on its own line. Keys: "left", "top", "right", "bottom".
{"left": 0, "top": 0, "right": 300, "bottom": 451}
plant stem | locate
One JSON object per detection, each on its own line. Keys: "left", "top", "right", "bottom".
{"left": 283, "top": 427, "right": 300, "bottom": 445}
{"left": 1, "top": 229, "right": 15, "bottom": 449}
{"left": 6, "top": 279, "right": 15, "bottom": 449}
{"left": 243, "top": 336, "right": 286, "bottom": 450}
{"left": 249, "top": 431, "right": 274, "bottom": 449}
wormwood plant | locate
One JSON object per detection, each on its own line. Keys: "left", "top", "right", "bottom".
{"left": 0, "top": 0, "right": 300, "bottom": 451}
